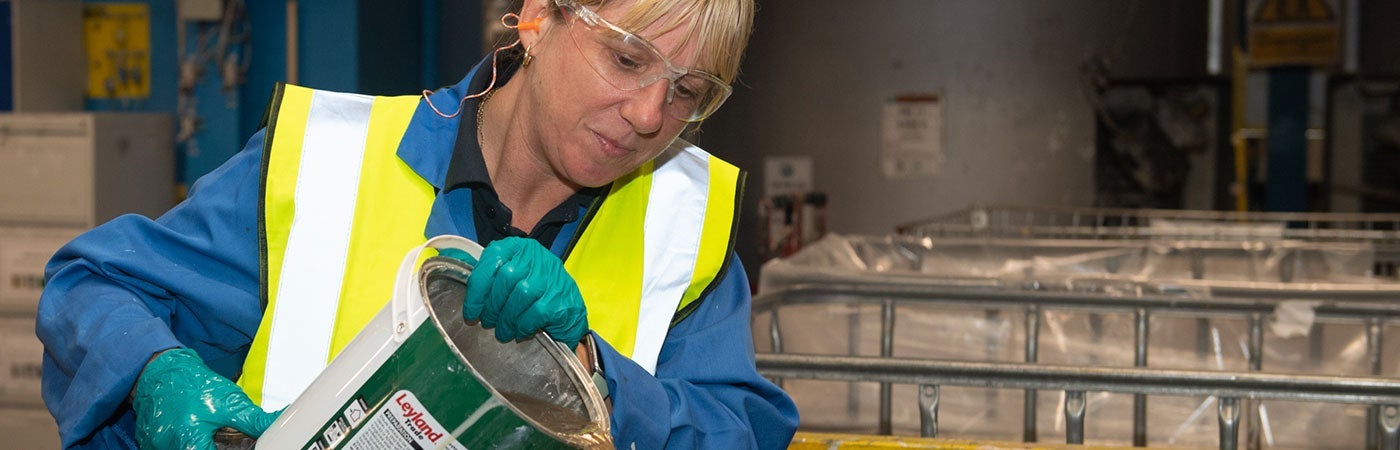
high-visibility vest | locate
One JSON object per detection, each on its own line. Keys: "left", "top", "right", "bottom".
{"left": 236, "top": 84, "right": 743, "bottom": 410}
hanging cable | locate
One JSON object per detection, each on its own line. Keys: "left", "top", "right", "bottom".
{"left": 422, "top": 13, "right": 533, "bottom": 119}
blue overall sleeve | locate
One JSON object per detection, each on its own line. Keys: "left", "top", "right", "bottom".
{"left": 594, "top": 256, "right": 800, "bottom": 449}
{"left": 36, "top": 130, "right": 268, "bottom": 450}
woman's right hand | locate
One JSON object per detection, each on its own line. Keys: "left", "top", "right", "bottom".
{"left": 459, "top": 237, "right": 590, "bottom": 350}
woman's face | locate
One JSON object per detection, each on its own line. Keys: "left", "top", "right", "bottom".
{"left": 518, "top": 0, "right": 701, "bottom": 188}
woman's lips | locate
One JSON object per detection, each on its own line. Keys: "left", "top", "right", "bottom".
{"left": 594, "top": 132, "right": 633, "bottom": 158}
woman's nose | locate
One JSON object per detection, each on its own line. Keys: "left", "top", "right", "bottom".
{"left": 619, "top": 81, "right": 670, "bottom": 135}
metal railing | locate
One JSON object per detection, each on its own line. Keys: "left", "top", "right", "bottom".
{"left": 756, "top": 353, "right": 1400, "bottom": 450}
{"left": 896, "top": 205, "right": 1400, "bottom": 244}
{"left": 769, "top": 234, "right": 1400, "bottom": 289}
{"left": 753, "top": 282, "right": 1400, "bottom": 449}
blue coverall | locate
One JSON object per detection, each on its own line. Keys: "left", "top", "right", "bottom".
{"left": 36, "top": 55, "right": 799, "bottom": 449}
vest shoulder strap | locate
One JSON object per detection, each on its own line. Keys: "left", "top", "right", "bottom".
{"left": 562, "top": 139, "right": 743, "bottom": 373}
{"left": 241, "top": 83, "right": 434, "bottom": 409}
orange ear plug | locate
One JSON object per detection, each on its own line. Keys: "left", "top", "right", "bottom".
{"left": 518, "top": 18, "right": 542, "bottom": 31}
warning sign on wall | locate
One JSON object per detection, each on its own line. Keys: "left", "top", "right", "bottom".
{"left": 880, "top": 94, "right": 944, "bottom": 180}
{"left": 1247, "top": 0, "right": 1342, "bottom": 67}
{"left": 83, "top": 3, "right": 151, "bottom": 99}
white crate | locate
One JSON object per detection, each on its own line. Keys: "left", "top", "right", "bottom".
{"left": 0, "top": 113, "right": 174, "bottom": 227}
{"left": 0, "top": 226, "right": 83, "bottom": 314}
{"left": 0, "top": 316, "right": 43, "bottom": 407}
{"left": 0, "top": 406, "right": 60, "bottom": 449}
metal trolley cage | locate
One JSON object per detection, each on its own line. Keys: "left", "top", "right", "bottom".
{"left": 753, "top": 282, "right": 1400, "bottom": 450}
{"left": 892, "top": 206, "right": 1400, "bottom": 284}
{"left": 836, "top": 234, "right": 1400, "bottom": 288}
{"left": 766, "top": 209, "right": 1400, "bottom": 447}
{"left": 896, "top": 205, "right": 1400, "bottom": 246}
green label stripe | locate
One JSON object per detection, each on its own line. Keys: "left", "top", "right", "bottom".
{"left": 299, "top": 323, "right": 567, "bottom": 449}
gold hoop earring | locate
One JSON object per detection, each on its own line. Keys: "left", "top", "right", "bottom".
{"left": 521, "top": 48, "right": 534, "bottom": 67}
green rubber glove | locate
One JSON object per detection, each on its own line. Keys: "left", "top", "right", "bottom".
{"left": 133, "top": 348, "right": 282, "bottom": 450}
{"left": 438, "top": 248, "right": 478, "bottom": 266}
{"left": 461, "top": 237, "right": 589, "bottom": 349}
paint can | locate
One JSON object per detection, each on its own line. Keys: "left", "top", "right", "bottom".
{"left": 251, "top": 235, "right": 612, "bottom": 449}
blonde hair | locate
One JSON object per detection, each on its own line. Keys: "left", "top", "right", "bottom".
{"left": 555, "top": 0, "right": 754, "bottom": 84}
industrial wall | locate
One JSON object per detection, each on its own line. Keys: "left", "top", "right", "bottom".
{"left": 80, "top": 0, "right": 478, "bottom": 188}
{"left": 704, "top": 1, "right": 1214, "bottom": 237}
{"left": 698, "top": 0, "right": 1228, "bottom": 280}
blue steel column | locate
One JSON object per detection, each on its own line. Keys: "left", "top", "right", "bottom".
{"left": 298, "top": 0, "right": 358, "bottom": 92}
{"left": 0, "top": 2, "right": 12, "bottom": 111}
{"left": 421, "top": 0, "right": 439, "bottom": 89}
{"left": 242, "top": 1, "right": 288, "bottom": 137}
{"left": 1265, "top": 67, "right": 1310, "bottom": 212}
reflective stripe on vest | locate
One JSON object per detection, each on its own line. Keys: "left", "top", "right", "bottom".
{"left": 238, "top": 84, "right": 434, "bottom": 409}
{"left": 563, "top": 143, "right": 740, "bottom": 373}
{"left": 238, "top": 84, "right": 742, "bottom": 409}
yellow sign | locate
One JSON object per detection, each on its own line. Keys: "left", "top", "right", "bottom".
{"left": 1254, "top": 0, "right": 1334, "bottom": 22}
{"left": 1247, "top": 0, "right": 1340, "bottom": 67}
{"left": 83, "top": 3, "right": 151, "bottom": 99}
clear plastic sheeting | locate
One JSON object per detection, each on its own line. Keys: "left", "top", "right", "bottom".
{"left": 761, "top": 233, "right": 1396, "bottom": 295}
{"left": 897, "top": 204, "right": 1400, "bottom": 245}
{"left": 755, "top": 234, "right": 1400, "bottom": 449}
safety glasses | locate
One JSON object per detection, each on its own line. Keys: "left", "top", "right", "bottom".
{"left": 554, "top": 0, "right": 732, "bottom": 122}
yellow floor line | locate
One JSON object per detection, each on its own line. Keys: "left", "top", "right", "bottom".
{"left": 790, "top": 432, "right": 1182, "bottom": 450}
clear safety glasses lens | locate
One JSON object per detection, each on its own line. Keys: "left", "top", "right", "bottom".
{"left": 562, "top": 5, "right": 732, "bottom": 122}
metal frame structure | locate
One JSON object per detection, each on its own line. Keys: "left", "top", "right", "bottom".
{"left": 759, "top": 206, "right": 1400, "bottom": 447}
{"left": 758, "top": 353, "right": 1400, "bottom": 450}
{"left": 791, "top": 234, "right": 1400, "bottom": 292}
{"left": 896, "top": 205, "right": 1400, "bottom": 244}
{"left": 753, "top": 282, "right": 1400, "bottom": 449}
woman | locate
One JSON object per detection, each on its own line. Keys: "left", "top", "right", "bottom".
{"left": 37, "top": 0, "right": 798, "bottom": 448}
